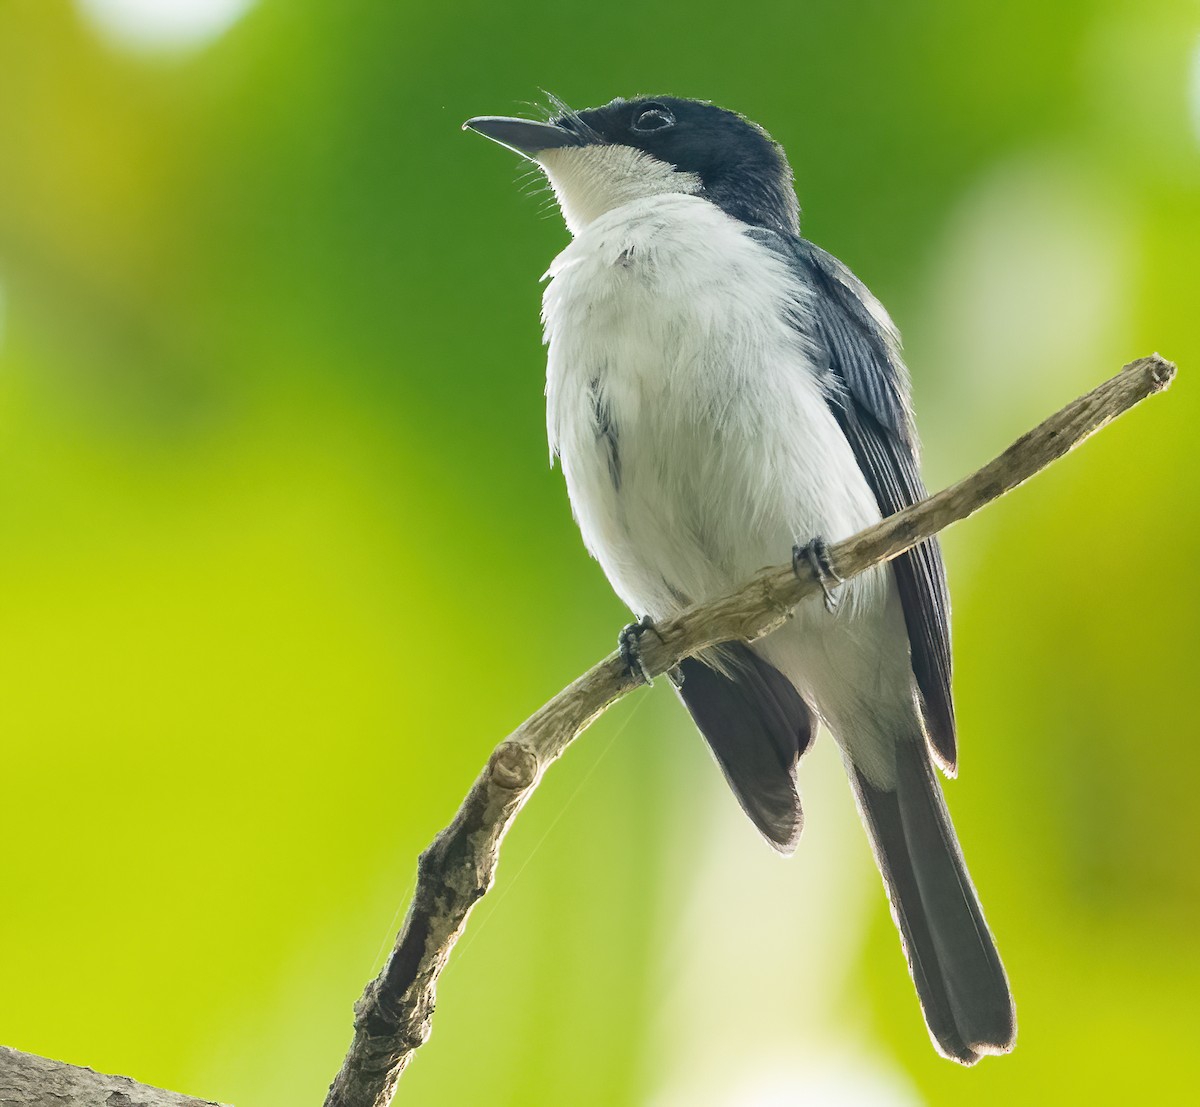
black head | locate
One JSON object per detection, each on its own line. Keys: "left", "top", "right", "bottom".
{"left": 567, "top": 97, "right": 798, "bottom": 235}
{"left": 466, "top": 96, "right": 799, "bottom": 236}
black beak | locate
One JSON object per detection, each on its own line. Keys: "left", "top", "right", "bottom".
{"left": 463, "top": 116, "right": 585, "bottom": 158}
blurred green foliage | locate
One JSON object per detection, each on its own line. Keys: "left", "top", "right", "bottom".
{"left": 1, "top": 1, "right": 1197, "bottom": 1104}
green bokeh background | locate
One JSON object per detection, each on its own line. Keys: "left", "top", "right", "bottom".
{"left": 2, "top": 1, "right": 1197, "bottom": 1103}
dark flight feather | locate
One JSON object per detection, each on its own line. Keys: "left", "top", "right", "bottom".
{"left": 747, "top": 229, "right": 958, "bottom": 771}
{"left": 674, "top": 643, "right": 816, "bottom": 853}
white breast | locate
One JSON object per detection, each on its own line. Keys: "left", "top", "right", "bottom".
{"left": 542, "top": 194, "right": 885, "bottom": 624}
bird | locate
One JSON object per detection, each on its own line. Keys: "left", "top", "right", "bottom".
{"left": 464, "top": 95, "right": 1015, "bottom": 1065}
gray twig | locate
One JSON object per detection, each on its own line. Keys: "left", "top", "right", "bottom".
{"left": 324, "top": 355, "right": 1176, "bottom": 1107}
{"left": 0, "top": 1045, "right": 227, "bottom": 1107}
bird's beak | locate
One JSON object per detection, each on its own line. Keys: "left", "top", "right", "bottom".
{"left": 462, "top": 116, "right": 585, "bottom": 159}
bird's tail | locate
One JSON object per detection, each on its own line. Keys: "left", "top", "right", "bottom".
{"left": 850, "top": 738, "right": 1016, "bottom": 1064}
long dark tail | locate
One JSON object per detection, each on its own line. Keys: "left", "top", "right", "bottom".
{"left": 851, "top": 739, "right": 1016, "bottom": 1064}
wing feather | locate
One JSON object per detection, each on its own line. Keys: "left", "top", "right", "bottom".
{"left": 749, "top": 229, "right": 958, "bottom": 770}
{"left": 675, "top": 644, "right": 816, "bottom": 853}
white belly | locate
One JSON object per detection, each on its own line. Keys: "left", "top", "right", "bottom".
{"left": 543, "top": 194, "right": 884, "bottom": 618}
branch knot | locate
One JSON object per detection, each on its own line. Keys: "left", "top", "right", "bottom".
{"left": 489, "top": 742, "right": 538, "bottom": 791}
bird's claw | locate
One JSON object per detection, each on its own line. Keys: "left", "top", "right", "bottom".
{"left": 793, "top": 537, "right": 843, "bottom": 613}
{"left": 618, "top": 616, "right": 657, "bottom": 686}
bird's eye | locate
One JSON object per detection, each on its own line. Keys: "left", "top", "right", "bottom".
{"left": 632, "top": 103, "right": 675, "bottom": 133}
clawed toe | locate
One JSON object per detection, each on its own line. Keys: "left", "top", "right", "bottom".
{"left": 792, "top": 537, "right": 843, "bottom": 613}
{"left": 618, "top": 616, "right": 657, "bottom": 686}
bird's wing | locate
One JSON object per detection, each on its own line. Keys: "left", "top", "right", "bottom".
{"left": 748, "top": 229, "right": 957, "bottom": 772}
{"left": 674, "top": 643, "right": 816, "bottom": 854}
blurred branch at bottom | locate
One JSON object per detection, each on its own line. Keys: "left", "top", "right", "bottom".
{"left": 0, "top": 1046, "right": 226, "bottom": 1106}
{"left": 324, "top": 355, "right": 1176, "bottom": 1107}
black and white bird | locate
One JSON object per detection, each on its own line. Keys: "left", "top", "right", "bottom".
{"left": 465, "top": 95, "right": 1015, "bottom": 1065}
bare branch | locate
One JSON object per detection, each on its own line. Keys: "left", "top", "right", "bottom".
{"left": 0, "top": 1045, "right": 226, "bottom": 1107}
{"left": 324, "top": 354, "right": 1176, "bottom": 1107}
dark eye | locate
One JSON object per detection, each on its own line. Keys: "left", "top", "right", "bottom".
{"left": 631, "top": 103, "right": 675, "bottom": 133}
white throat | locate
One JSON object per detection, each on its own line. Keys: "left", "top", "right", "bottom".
{"left": 538, "top": 145, "right": 702, "bottom": 235}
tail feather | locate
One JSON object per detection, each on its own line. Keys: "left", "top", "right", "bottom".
{"left": 852, "top": 741, "right": 1015, "bottom": 1064}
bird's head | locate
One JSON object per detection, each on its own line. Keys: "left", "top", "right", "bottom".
{"left": 465, "top": 96, "right": 799, "bottom": 237}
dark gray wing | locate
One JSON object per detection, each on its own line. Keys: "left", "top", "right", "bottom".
{"left": 675, "top": 643, "right": 816, "bottom": 854}
{"left": 748, "top": 229, "right": 957, "bottom": 771}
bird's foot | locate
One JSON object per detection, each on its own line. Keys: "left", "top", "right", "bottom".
{"left": 793, "top": 536, "right": 843, "bottom": 613}
{"left": 618, "top": 616, "right": 658, "bottom": 687}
